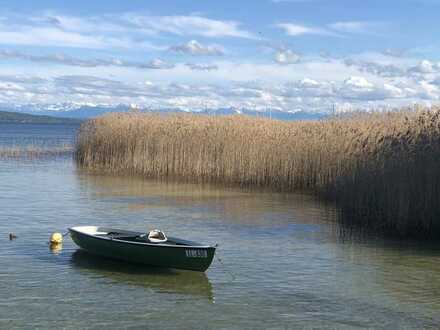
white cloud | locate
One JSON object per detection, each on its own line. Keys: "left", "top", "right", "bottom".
{"left": 277, "top": 21, "right": 387, "bottom": 38}
{"left": 0, "top": 27, "right": 110, "bottom": 49}
{"left": 0, "top": 71, "right": 436, "bottom": 112}
{"left": 0, "top": 12, "right": 255, "bottom": 50}
{"left": 319, "top": 51, "right": 336, "bottom": 60}
{"left": 382, "top": 48, "right": 406, "bottom": 58}
{"left": 276, "top": 23, "right": 333, "bottom": 36}
{"left": 299, "top": 78, "right": 320, "bottom": 87}
{"left": 408, "top": 60, "right": 439, "bottom": 74}
{"left": 336, "top": 77, "right": 418, "bottom": 101}
{"left": 0, "top": 81, "right": 25, "bottom": 92}
{"left": 145, "top": 59, "right": 175, "bottom": 69}
{"left": 329, "top": 21, "right": 385, "bottom": 34}
{"left": 338, "top": 76, "right": 387, "bottom": 100}
{"left": 344, "top": 58, "right": 406, "bottom": 77}
{"left": 419, "top": 80, "right": 439, "bottom": 99}
{"left": 329, "top": 21, "right": 360, "bottom": 33}
{"left": 44, "top": 14, "right": 140, "bottom": 35}
{"left": 282, "top": 78, "right": 334, "bottom": 98}
{"left": 127, "top": 14, "right": 255, "bottom": 39}
{"left": 53, "top": 75, "right": 148, "bottom": 98}
{"left": 383, "top": 83, "right": 405, "bottom": 98}
{"left": 0, "top": 74, "right": 46, "bottom": 84}
{"left": 0, "top": 26, "right": 439, "bottom": 113}
{"left": 169, "top": 40, "right": 224, "bottom": 56}
{"left": 0, "top": 49, "right": 174, "bottom": 69}
{"left": 0, "top": 17, "right": 159, "bottom": 50}
{"left": 185, "top": 63, "right": 219, "bottom": 71}
{"left": 344, "top": 76, "right": 375, "bottom": 89}
{"left": 343, "top": 55, "right": 440, "bottom": 81}
{"left": 274, "top": 49, "right": 301, "bottom": 65}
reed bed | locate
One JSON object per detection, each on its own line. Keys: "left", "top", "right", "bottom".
{"left": 76, "top": 109, "right": 440, "bottom": 238}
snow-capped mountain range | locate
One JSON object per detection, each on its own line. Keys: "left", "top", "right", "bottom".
{"left": 0, "top": 103, "right": 327, "bottom": 121}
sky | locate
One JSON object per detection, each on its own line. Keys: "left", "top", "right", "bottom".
{"left": 0, "top": 0, "right": 440, "bottom": 112}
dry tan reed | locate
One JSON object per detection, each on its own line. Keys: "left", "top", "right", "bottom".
{"left": 76, "top": 109, "right": 440, "bottom": 238}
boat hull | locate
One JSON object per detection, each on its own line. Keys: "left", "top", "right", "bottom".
{"left": 69, "top": 228, "right": 216, "bottom": 272}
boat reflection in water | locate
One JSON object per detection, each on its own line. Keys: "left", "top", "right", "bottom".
{"left": 49, "top": 242, "right": 63, "bottom": 255}
{"left": 70, "top": 249, "right": 214, "bottom": 301}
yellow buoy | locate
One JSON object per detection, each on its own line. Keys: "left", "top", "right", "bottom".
{"left": 50, "top": 232, "right": 63, "bottom": 244}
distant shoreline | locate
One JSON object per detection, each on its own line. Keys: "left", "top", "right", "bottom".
{"left": 0, "top": 110, "right": 82, "bottom": 124}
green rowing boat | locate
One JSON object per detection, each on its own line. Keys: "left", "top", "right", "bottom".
{"left": 69, "top": 226, "right": 216, "bottom": 272}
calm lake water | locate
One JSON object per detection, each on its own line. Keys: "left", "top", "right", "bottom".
{"left": 1, "top": 123, "right": 440, "bottom": 329}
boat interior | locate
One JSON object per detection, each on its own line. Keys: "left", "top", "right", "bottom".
{"left": 71, "top": 226, "right": 206, "bottom": 247}
{"left": 98, "top": 231, "right": 189, "bottom": 245}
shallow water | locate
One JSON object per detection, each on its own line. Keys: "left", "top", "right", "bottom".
{"left": 1, "top": 123, "right": 440, "bottom": 329}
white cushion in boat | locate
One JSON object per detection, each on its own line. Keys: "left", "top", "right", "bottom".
{"left": 148, "top": 229, "right": 167, "bottom": 243}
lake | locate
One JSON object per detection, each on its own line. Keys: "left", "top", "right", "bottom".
{"left": 1, "top": 123, "right": 440, "bottom": 329}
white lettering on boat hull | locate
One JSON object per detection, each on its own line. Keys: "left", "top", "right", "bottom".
{"left": 185, "top": 249, "right": 208, "bottom": 258}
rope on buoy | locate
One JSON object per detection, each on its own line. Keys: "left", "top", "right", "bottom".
{"left": 214, "top": 244, "right": 236, "bottom": 281}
